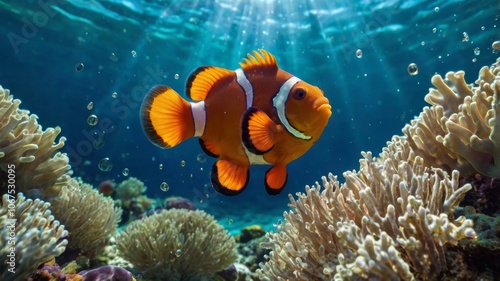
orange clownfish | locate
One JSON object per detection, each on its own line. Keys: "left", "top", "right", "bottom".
{"left": 140, "top": 50, "right": 331, "bottom": 196}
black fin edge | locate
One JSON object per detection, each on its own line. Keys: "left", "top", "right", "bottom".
{"left": 241, "top": 106, "right": 274, "bottom": 155}
{"left": 210, "top": 161, "right": 249, "bottom": 196}
{"left": 186, "top": 66, "right": 211, "bottom": 100}
{"left": 264, "top": 167, "right": 287, "bottom": 196}
{"left": 199, "top": 138, "right": 219, "bottom": 158}
{"left": 140, "top": 85, "right": 173, "bottom": 149}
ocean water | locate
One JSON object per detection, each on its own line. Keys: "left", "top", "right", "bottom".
{"left": 0, "top": 0, "right": 498, "bottom": 233}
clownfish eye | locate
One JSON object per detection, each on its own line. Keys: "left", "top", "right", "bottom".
{"left": 293, "top": 88, "right": 306, "bottom": 100}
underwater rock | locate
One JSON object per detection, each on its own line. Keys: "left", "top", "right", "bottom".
{"left": 165, "top": 196, "right": 197, "bottom": 210}
{"left": 216, "top": 264, "right": 238, "bottom": 281}
{"left": 237, "top": 236, "right": 270, "bottom": 273}
{"left": 462, "top": 174, "right": 500, "bottom": 216}
{"left": 237, "top": 224, "right": 266, "bottom": 243}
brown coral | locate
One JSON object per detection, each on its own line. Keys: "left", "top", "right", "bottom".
{"left": 49, "top": 178, "right": 122, "bottom": 257}
{"left": 0, "top": 85, "right": 71, "bottom": 199}
{"left": 403, "top": 59, "right": 500, "bottom": 178}
{"left": 116, "top": 209, "right": 237, "bottom": 281}
{"left": 257, "top": 137, "right": 475, "bottom": 280}
{"left": 0, "top": 193, "right": 68, "bottom": 281}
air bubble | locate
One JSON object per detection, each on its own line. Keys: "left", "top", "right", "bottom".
{"left": 196, "top": 154, "right": 206, "bottom": 163}
{"left": 109, "top": 53, "right": 118, "bottom": 61}
{"left": 180, "top": 160, "right": 186, "bottom": 167}
{"left": 112, "top": 92, "right": 118, "bottom": 98}
{"left": 473, "top": 47, "right": 480, "bottom": 56}
{"left": 175, "top": 249, "right": 182, "bottom": 257}
{"left": 75, "top": 63, "right": 84, "bottom": 72}
{"left": 160, "top": 182, "right": 169, "bottom": 192}
{"left": 407, "top": 63, "right": 419, "bottom": 75}
{"left": 174, "top": 73, "right": 179, "bottom": 79}
{"left": 98, "top": 158, "right": 113, "bottom": 172}
{"left": 462, "top": 32, "right": 469, "bottom": 42}
{"left": 87, "top": 114, "right": 98, "bottom": 126}
{"left": 434, "top": 7, "right": 439, "bottom": 12}
{"left": 355, "top": 49, "right": 362, "bottom": 58}
{"left": 131, "top": 50, "right": 137, "bottom": 57}
{"left": 159, "top": 164, "right": 163, "bottom": 170}
{"left": 87, "top": 102, "right": 94, "bottom": 110}
{"left": 122, "top": 168, "right": 129, "bottom": 176}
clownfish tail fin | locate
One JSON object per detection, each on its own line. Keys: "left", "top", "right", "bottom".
{"left": 141, "top": 85, "right": 201, "bottom": 148}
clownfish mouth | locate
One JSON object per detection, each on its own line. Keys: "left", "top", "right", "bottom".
{"left": 317, "top": 103, "right": 332, "bottom": 117}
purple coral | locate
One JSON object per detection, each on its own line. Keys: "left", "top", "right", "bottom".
{"left": 216, "top": 264, "right": 238, "bottom": 281}
{"left": 79, "top": 265, "right": 133, "bottom": 281}
{"left": 34, "top": 264, "right": 66, "bottom": 281}
{"left": 165, "top": 197, "right": 197, "bottom": 210}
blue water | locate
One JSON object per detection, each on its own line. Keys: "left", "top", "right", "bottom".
{"left": 1, "top": 0, "right": 498, "bottom": 232}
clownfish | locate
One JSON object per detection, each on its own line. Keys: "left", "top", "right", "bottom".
{"left": 141, "top": 50, "right": 331, "bottom": 196}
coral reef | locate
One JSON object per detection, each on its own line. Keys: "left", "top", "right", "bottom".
{"left": 0, "top": 85, "right": 71, "bottom": 199}
{"left": 255, "top": 45, "right": 500, "bottom": 280}
{"left": 114, "top": 177, "right": 152, "bottom": 223}
{"left": 0, "top": 193, "right": 68, "bottom": 281}
{"left": 30, "top": 260, "right": 83, "bottom": 281}
{"left": 115, "top": 177, "right": 147, "bottom": 204}
{"left": 116, "top": 209, "right": 238, "bottom": 281}
{"left": 257, "top": 142, "right": 475, "bottom": 280}
{"left": 403, "top": 58, "right": 500, "bottom": 178}
{"left": 49, "top": 178, "right": 122, "bottom": 257}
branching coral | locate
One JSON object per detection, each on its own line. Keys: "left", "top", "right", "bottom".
{"left": 49, "top": 178, "right": 122, "bottom": 257}
{"left": 257, "top": 48, "right": 500, "bottom": 281}
{"left": 403, "top": 58, "right": 500, "bottom": 178}
{"left": 0, "top": 85, "right": 71, "bottom": 199}
{"left": 257, "top": 137, "right": 476, "bottom": 280}
{"left": 0, "top": 193, "right": 68, "bottom": 281}
{"left": 116, "top": 209, "right": 238, "bottom": 281}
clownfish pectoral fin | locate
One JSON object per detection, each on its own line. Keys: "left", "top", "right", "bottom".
{"left": 265, "top": 165, "right": 288, "bottom": 195}
{"left": 211, "top": 159, "right": 249, "bottom": 196}
{"left": 199, "top": 138, "right": 220, "bottom": 158}
{"left": 239, "top": 49, "right": 278, "bottom": 73}
{"left": 186, "top": 66, "right": 233, "bottom": 101}
{"left": 242, "top": 107, "right": 277, "bottom": 155}
{"left": 140, "top": 85, "right": 194, "bottom": 148}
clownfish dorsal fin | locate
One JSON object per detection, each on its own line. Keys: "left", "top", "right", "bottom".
{"left": 211, "top": 159, "right": 249, "bottom": 196}
{"left": 265, "top": 165, "right": 288, "bottom": 195}
{"left": 239, "top": 49, "right": 278, "bottom": 73}
{"left": 186, "top": 66, "right": 233, "bottom": 101}
{"left": 242, "top": 106, "right": 277, "bottom": 155}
